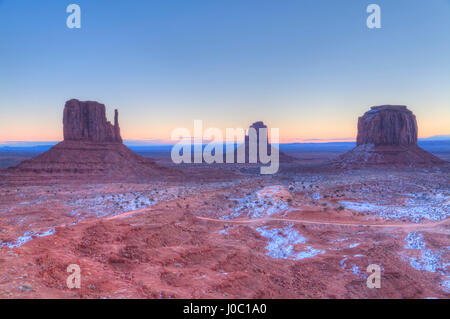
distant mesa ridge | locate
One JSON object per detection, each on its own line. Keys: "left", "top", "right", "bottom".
{"left": 337, "top": 105, "right": 445, "bottom": 168}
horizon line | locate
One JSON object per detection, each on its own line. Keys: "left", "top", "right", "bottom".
{"left": 1, "top": 134, "right": 450, "bottom": 147}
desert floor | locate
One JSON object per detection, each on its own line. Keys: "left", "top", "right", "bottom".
{"left": 0, "top": 149, "right": 449, "bottom": 299}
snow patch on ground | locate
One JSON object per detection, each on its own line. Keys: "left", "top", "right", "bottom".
{"left": 0, "top": 228, "right": 55, "bottom": 248}
{"left": 312, "top": 193, "right": 321, "bottom": 200}
{"left": 404, "top": 232, "right": 426, "bottom": 250}
{"left": 339, "top": 193, "right": 450, "bottom": 223}
{"left": 256, "top": 224, "right": 324, "bottom": 260}
{"left": 65, "top": 190, "right": 168, "bottom": 218}
{"left": 340, "top": 256, "right": 366, "bottom": 279}
{"left": 403, "top": 232, "right": 449, "bottom": 293}
{"left": 441, "top": 280, "right": 450, "bottom": 293}
{"left": 223, "top": 186, "right": 291, "bottom": 220}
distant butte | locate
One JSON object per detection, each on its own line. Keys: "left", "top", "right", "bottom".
{"left": 234, "top": 121, "right": 295, "bottom": 165}
{"left": 8, "top": 99, "right": 171, "bottom": 182}
{"left": 337, "top": 105, "right": 445, "bottom": 168}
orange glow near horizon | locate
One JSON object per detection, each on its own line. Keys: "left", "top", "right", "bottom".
{"left": 1, "top": 122, "right": 448, "bottom": 144}
{"left": 1, "top": 103, "right": 449, "bottom": 143}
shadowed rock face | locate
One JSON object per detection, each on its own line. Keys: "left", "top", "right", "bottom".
{"left": 357, "top": 105, "right": 418, "bottom": 146}
{"left": 63, "top": 99, "right": 122, "bottom": 143}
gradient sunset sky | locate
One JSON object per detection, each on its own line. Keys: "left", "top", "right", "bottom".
{"left": 0, "top": 0, "right": 449, "bottom": 143}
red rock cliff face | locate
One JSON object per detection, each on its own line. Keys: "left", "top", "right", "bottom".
{"left": 63, "top": 99, "right": 122, "bottom": 143}
{"left": 336, "top": 105, "right": 445, "bottom": 168}
{"left": 356, "top": 105, "right": 418, "bottom": 146}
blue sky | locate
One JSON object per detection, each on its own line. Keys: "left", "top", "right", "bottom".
{"left": 0, "top": 0, "right": 449, "bottom": 142}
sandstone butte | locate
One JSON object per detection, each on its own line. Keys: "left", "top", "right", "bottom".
{"left": 7, "top": 99, "right": 171, "bottom": 182}
{"left": 234, "top": 121, "right": 295, "bottom": 164}
{"left": 337, "top": 105, "right": 445, "bottom": 168}
{"left": 63, "top": 99, "right": 122, "bottom": 143}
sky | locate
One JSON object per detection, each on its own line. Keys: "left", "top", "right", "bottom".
{"left": 0, "top": 0, "right": 449, "bottom": 143}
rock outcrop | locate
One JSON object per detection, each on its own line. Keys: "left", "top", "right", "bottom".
{"left": 232, "top": 121, "right": 295, "bottom": 165}
{"left": 244, "top": 121, "right": 271, "bottom": 162}
{"left": 63, "top": 99, "right": 122, "bottom": 143}
{"left": 9, "top": 99, "right": 171, "bottom": 182}
{"left": 337, "top": 105, "right": 445, "bottom": 168}
{"left": 356, "top": 105, "right": 417, "bottom": 146}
